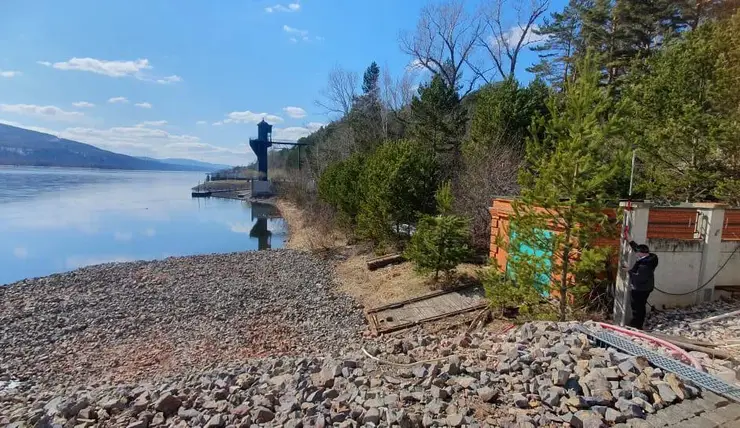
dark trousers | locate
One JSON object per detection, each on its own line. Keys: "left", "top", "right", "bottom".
{"left": 629, "top": 289, "right": 652, "bottom": 329}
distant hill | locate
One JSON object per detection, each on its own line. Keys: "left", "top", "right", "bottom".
{"left": 137, "top": 157, "right": 232, "bottom": 171}
{"left": 0, "top": 123, "right": 218, "bottom": 171}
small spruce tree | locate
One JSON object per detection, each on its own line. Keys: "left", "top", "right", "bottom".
{"left": 490, "top": 53, "right": 626, "bottom": 321}
{"left": 405, "top": 182, "right": 471, "bottom": 282}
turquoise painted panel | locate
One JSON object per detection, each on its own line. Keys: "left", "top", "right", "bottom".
{"left": 507, "top": 228, "right": 553, "bottom": 296}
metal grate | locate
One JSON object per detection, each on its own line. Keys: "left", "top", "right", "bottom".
{"left": 578, "top": 325, "right": 740, "bottom": 403}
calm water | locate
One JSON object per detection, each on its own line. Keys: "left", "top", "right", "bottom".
{"left": 0, "top": 166, "right": 286, "bottom": 285}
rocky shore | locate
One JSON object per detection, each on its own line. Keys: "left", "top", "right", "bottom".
{"left": 0, "top": 250, "right": 365, "bottom": 389}
{"left": 3, "top": 247, "right": 740, "bottom": 427}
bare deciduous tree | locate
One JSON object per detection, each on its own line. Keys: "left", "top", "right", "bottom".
{"left": 399, "top": 0, "right": 482, "bottom": 95}
{"left": 471, "top": 0, "right": 550, "bottom": 82}
{"left": 455, "top": 141, "right": 522, "bottom": 250}
{"left": 315, "top": 65, "right": 359, "bottom": 117}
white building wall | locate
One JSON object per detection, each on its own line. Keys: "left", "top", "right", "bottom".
{"left": 715, "top": 241, "right": 740, "bottom": 287}
{"left": 646, "top": 239, "right": 704, "bottom": 308}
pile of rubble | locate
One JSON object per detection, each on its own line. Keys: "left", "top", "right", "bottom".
{"left": 3, "top": 321, "right": 727, "bottom": 428}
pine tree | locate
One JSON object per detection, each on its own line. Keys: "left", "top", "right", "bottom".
{"left": 621, "top": 15, "right": 740, "bottom": 203}
{"left": 528, "top": 0, "right": 583, "bottom": 89}
{"left": 356, "top": 140, "right": 438, "bottom": 245}
{"left": 409, "top": 74, "right": 467, "bottom": 176}
{"left": 361, "top": 61, "right": 380, "bottom": 97}
{"left": 510, "top": 53, "right": 627, "bottom": 321}
{"left": 405, "top": 182, "right": 471, "bottom": 282}
{"left": 350, "top": 62, "right": 384, "bottom": 152}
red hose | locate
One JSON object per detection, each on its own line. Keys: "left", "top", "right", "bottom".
{"left": 596, "top": 322, "right": 704, "bottom": 371}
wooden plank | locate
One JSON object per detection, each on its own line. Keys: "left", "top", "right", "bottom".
{"left": 374, "top": 302, "right": 488, "bottom": 334}
{"left": 366, "top": 283, "right": 480, "bottom": 313}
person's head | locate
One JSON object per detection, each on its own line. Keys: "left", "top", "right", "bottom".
{"left": 636, "top": 244, "right": 650, "bottom": 257}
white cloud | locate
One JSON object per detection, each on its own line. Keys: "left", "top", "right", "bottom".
{"left": 494, "top": 25, "right": 548, "bottom": 49}
{"left": 266, "top": 2, "right": 300, "bottom": 13}
{"left": 72, "top": 101, "right": 95, "bottom": 108}
{"left": 135, "top": 102, "right": 153, "bottom": 109}
{"left": 196, "top": 120, "right": 207, "bottom": 125}
{"left": 0, "top": 70, "right": 21, "bottom": 78}
{"left": 283, "top": 25, "right": 308, "bottom": 36}
{"left": 220, "top": 110, "right": 283, "bottom": 124}
{"left": 113, "top": 231, "right": 133, "bottom": 242}
{"left": 108, "top": 96, "right": 129, "bottom": 104}
{"left": 406, "top": 59, "right": 426, "bottom": 71}
{"left": 137, "top": 120, "right": 167, "bottom": 127}
{"left": 282, "top": 106, "right": 307, "bottom": 119}
{"left": 156, "top": 75, "right": 182, "bottom": 84}
{"left": 13, "top": 247, "right": 28, "bottom": 259}
{"left": 282, "top": 25, "right": 321, "bottom": 42}
{"left": 273, "top": 122, "right": 325, "bottom": 140}
{"left": 38, "top": 57, "right": 180, "bottom": 84}
{"left": 43, "top": 57, "right": 151, "bottom": 78}
{"left": 0, "top": 104, "right": 84, "bottom": 121}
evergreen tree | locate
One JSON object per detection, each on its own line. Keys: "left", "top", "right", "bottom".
{"left": 621, "top": 15, "right": 740, "bottom": 203}
{"left": 357, "top": 140, "right": 438, "bottom": 245}
{"left": 361, "top": 61, "right": 380, "bottom": 97}
{"left": 405, "top": 182, "right": 471, "bottom": 282}
{"left": 409, "top": 74, "right": 467, "bottom": 177}
{"left": 350, "top": 62, "right": 384, "bottom": 152}
{"left": 467, "top": 78, "right": 550, "bottom": 152}
{"left": 528, "top": 0, "right": 584, "bottom": 89}
{"left": 507, "top": 54, "right": 627, "bottom": 321}
{"left": 318, "top": 153, "right": 365, "bottom": 227}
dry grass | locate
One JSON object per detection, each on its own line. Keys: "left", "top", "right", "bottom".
{"left": 273, "top": 199, "right": 347, "bottom": 251}
{"left": 274, "top": 197, "right": 482, "bottom": 309}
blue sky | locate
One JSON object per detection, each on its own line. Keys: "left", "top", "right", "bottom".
{"left": 0, "top": 0, "right": 565, "bottom": 166}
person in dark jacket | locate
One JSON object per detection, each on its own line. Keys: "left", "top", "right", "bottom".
{"left": 623, "top": 241, "right": 659, "bottom": 329}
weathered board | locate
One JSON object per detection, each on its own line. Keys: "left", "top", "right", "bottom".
{"left": 366, "top": 285, "right": 487, "bottom": 335}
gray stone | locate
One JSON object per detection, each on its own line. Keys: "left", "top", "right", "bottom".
{"left": 362, "top": 408, "right": 380, "bottom": 425}
{"left": 513, "top": 393, "right": 528, "bottom": 408}
{"left": 154, "top": 393, "right": 182, "bottom": 416}
{"left": 126, "top": 422, "right": 147, "bottom": 428}
{"left": 430, "top": 386, "right": 449, "bottom": 400}
{"left": 456, "top": 376, "right": 476, "bottom": 389}
{"left": 179, "top": 408, "right": 203, "bottom": 420}
{"left": 422, "top": 413, "right": 434, "bottom": 427}
{"left": 656, "top": 383, "right": 678, "bottom": 404}
{"left": 204, "top": 414, "right": 226, "bottom": 428}
{"left": 477, "top": 387, "right": 497, "bottom": 403}
{"left": 252, "top": 406, "right": 275, "bottom": 424}
{"left": 553, "top": 370, "right": 570, "bottom": 386}
{"left": 446, "top": 413, "right": 464, "bottom": 427}
{"left": 543, "top": 389, "right": 561, "bottom": 407}
{"left": 573, "top": 410, "right": 606, "bottom": 428}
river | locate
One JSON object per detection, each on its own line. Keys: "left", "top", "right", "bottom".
{"left": 0, "top": 166, "right": 286, "bottom": 285}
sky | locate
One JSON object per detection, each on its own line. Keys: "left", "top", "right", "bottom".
{"left": 0, "top": 0, "right": 566, "bottom": 166}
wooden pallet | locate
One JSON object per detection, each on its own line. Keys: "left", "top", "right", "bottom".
{"left": 366, "top": 284, "right": 487, "bottom": 335}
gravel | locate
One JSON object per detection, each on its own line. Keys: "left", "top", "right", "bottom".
{"left": 0, "top": 250, "right": 365, "bottom": 388}
{"left": 1, "top": 252, "right": 733, "bottom": 427}
{"left": 1, "top": 320, "right": 723, "bottom": 428}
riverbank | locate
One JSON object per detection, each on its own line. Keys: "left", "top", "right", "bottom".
{"left": 0, "top": 250, "right": 364, "bottom": 389}
{"left": 273, "top": 198, "right": 479, "bottom": 309}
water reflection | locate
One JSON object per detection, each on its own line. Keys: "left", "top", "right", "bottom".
{"left": 0, "top": 167, "right": 286, "bottom": 285}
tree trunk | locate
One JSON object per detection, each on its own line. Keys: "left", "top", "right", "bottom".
{"left": 559, "top": 228, "right": 572, "bottom": 322}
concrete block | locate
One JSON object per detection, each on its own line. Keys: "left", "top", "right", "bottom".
{"left": 713, "top": 405, "right": 740, "bottom": 421}
{"left": 701, "top": 392, "right": 731, "bottom": 408}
